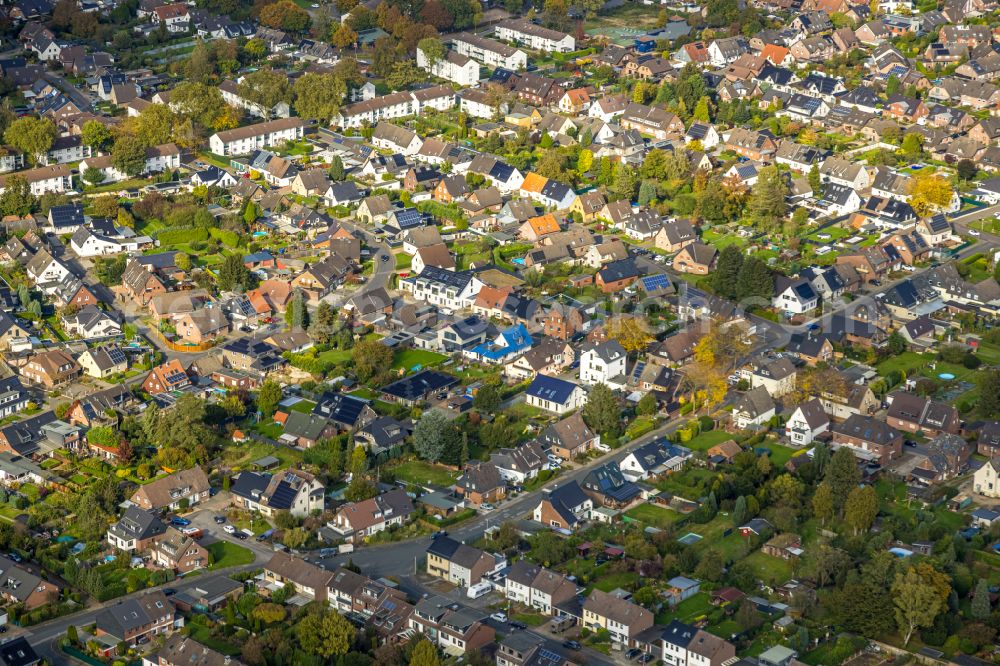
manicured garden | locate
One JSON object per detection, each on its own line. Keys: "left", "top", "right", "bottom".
{"left": 623, "top": 503, "right": 682, "bottom": 529}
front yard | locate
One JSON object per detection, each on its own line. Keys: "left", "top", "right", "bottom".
{"left": 207, "top": 542, "right": 256, "bottom": 569}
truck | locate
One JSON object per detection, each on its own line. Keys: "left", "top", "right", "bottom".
{"left": 180, "top": 526, "right": 204, "bottom": 539}
{"left": 338, "top": 543, "right": 355, "bottom": 554}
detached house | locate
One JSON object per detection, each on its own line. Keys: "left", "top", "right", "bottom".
{"left": 328, "top": 488, "right": 414, "bottom": 541}
{"left": 130, "top": 467, "right": 210, "bottom": 512}
{"left": 582, "top": 589, "right": 654, "bottom": 648}
{"left": 426, "top": 536, "right": 499, "bottom": 587}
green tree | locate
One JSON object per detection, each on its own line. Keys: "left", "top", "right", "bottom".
{"left": 979, "top": 370, "right": 1000, "bottom": 418}
{"left": 294, "top": 72, "right": 348, "bottom": 125}
{"left": 711, "top": 245, "right": 744, "bottom": 299}
{"left": 900, "top": 132, "right": 923, "bottom": 160}
{"left": 844, "top": 485, "right": 877, "bottom": 535}
{"left": 583, "top": 383, "right": 620, "bottom": 437}
{"left": 956, "top": 159, "right": 978, "bottom": 181}
{"left": 410, "top": 639, "right": 442, "bottom": 666}
{"left": 972, "top": 578, "right": 991, "bottom": 619}
{"left": 238, "top": 69, "right": 292, "bottom": 120}
{"left": 328, "top": 155, "right": 346, "bottom": 181}
{"left": 733, "top": 495, "right": 748, "bottom": 525}
{"left": 808, "top": 163, "right": 821, "bottom": 192}
{"left": 611, "top": 163, "right": 639, "bottom": 201}
{"left": 636, "top": 393, "right": 657, "bottom": 416}
{"left": 352, "top": 338, "right": 392, "bottom": 381}
{"left": 638, "top": 180, "right": 657, "bottom": 206}
{"left": 473, "top": 382, "right": 501, "bottom": 412}
{"left": 893, "top": 568, "right": 945, "bottom": 645}
{"left": 217, "top": 253, "right": 253, "bottom": 292}
{"left": 825, "top": 447, "right": 861, "bottom": 513}
{"left": 413, "top": 410, "right": 451, "bottom": 462}
{"left": 748, "top": 165, "right": 788, "bottom": 230}
{"left": 82, "top": 167, "right": 105, "bottom": 186}
{"left": 812, "top": 482, "right": 835, "bottom": 525}
{"left": 0, "top": 175, "right": 36, "bottom": 216}
{"left": 695, "top": 548, "right": 724, "bottom": 582}
{"left": 692, "top": 96, "right": 711, "bottom": 122}
{"left": 577, "top": 149, "right": 593, "bottom": 174}
{"left": 4, "top": 116, "right": 56, "bottom": 162}
{"left": 81, "top": 120, "right": 113, "bottom": 152}
{"left": 734, "top": 257, "right": 773, "bottom": 303}
{"left": 418, "top": 37, "right": 447, "bottom": 65}
{"left": 257, "top": 379, "right": 282, "bottom": 418}
{"left": 111, "top": 134, "right": 148, "bottom": 177}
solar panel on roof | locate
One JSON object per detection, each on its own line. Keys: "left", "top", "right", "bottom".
{"left": 165, "top": 371, "right": 187, "bottom": 385}
{"left": 106, "top": 347, "right": 127, "bottom": 365}
{"left": 268, "top": 481, "right": 297, "bottom": 509}
{"left": 641, "top": 274, "right": 670, "bottom": 291}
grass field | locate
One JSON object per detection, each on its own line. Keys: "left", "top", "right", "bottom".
{"left": 624, "top": 503, "right": 682, "bottom": 529}
{"left": 741, "top": 550, "right": 795, "bottom": 586}
{"left": 759, "top": 442, "right": 798, "bottom": 467}
{"left": 208, "top": 542, "right": 255, "bottom": 569}
{"left": 389, "top": 460, "right": 458, "bottom": 487}
{"left": 655, "top": 591, "right": 714, "bottom": 624}
{"left": 393, "top": 349, "right": 448, "bottom": 371}
{"left": 591, "top": 571, "right": 639, "bottom": 593}
{"left": 681, "top": 430, "right": 736, "bottom": 452}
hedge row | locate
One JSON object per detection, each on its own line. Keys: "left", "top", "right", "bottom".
{"left": 209, "top": 227, "right": 240, "bottom": 248}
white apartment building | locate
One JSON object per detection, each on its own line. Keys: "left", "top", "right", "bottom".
{"left": 451, "top": 32, "right": 528, "bottom": 70}
{"left": 495, "top": 19, "right": 575, "bottom": 52}
{"left": 0, "top": 165, "right": 72, "bottom": 195}
{"left": 417, "top": 48, "right": 480, "bottom": 87}
{"left": 208, "top": 118, "right": 306, "bottom": 156}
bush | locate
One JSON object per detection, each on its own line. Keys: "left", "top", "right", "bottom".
{"left": 964, "top": 354, "right": 982, "bottom": 369}
{"left": 698, "top": 416, "right": 715, "bottom": 432}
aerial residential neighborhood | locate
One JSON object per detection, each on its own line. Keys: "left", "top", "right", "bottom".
{"left": 0, "top": 0, "right": 998, "bottom": 664}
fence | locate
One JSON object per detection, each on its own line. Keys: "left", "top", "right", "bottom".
{"left": 148, "top": 328, "right": 216, "bottom": 353}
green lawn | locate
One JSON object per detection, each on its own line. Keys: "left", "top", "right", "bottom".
{"left": 759, "top": 442, "right": 798, "bottom": 467}
{"left": 804, "top": 226, "right": 852, "bottom": 243}
{"left": 876, "top": 351, "right": 931, "bottom": 377}
{"left": 591, "top": 571, "right": 639, "bottom": 593}
{"left": 624, "top": 503, "right": 681, "bottom": 529}
{"left": 976, "top": 342, "right": 1000, "bottom": 365}
{"left": 681, "top": 430, "right": 736, "bottom": 452}
{"left": 207, "top": 542, "right": 255, "bottom": 569}
{"left": 702, "top": 229, "right": 748, "bottom": 250}
{"left": 389, "top": 460, "right": 458, "bottom": 487}
{"left": 316, "top": 348, "right": 353, "bottom": 365}
{"left": 395, "top": 253, "right": 412, "bottom": 270}
{"left": 741, "top": 550, "right": 795, "bottom": 586}
{"left": 288, "top": 400, "right": 316, "bottom": 414}
{"left": 655, "top": 591, "right": 714, "bottom": 624}
{"left": 392, "top": 349, "right": 448, "bottom": 371}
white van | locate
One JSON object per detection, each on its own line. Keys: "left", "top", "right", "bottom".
{"left": 467, "top": 581, "right": 492, "bottom": 599}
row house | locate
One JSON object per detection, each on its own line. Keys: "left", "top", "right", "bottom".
{"left": 426, "top": 536, "right": 500, "bottom": 587}
{"left": 409, "top": 596, "right": 495, "bottom": 656}
{"left": 503, "top": 560, "right": 577, "bottom": 614}
{"left": 78, "top": 143, "right": 181, "bottom": 184}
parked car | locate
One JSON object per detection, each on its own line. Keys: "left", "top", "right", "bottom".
{"left": 562, "top": 641, "right": 581, "bottom": 650}
{"left": 626, "top": 649, "right": 642, "bottom": 660}
{"left": 480, "top": 503, "right": 495, "bottom": 511}
{"left": 594, "top": 443, "right": 611, "bottom": 453}
{"left": 509, "top": 621, "right": 527, "bottom": 630}
{"left": 223, "top": 524, "right": 236, "bottom": 534}
{"left": 170, "top": 517, "right": 191, "bottom": 527}
{"left": 432, "top": 530, "right": 448, "bottom": 539}
{"left": 234, "top": 532, "right": 248, "bottom": 540}
{"left": 547, "top": 453, "right": 563, "bottom": 464}
{"left": 490, "top": 612, "right": 508, "bottom": 623}
{"left": 214, "top": 515, "right": 226, "bottom": 524}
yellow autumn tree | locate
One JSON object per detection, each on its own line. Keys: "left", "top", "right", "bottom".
{"left": 606, "top": 316, "right": 653, "bottom": 354}
{"left": 908, "top": 172, "right": 953, "bottom": 217}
